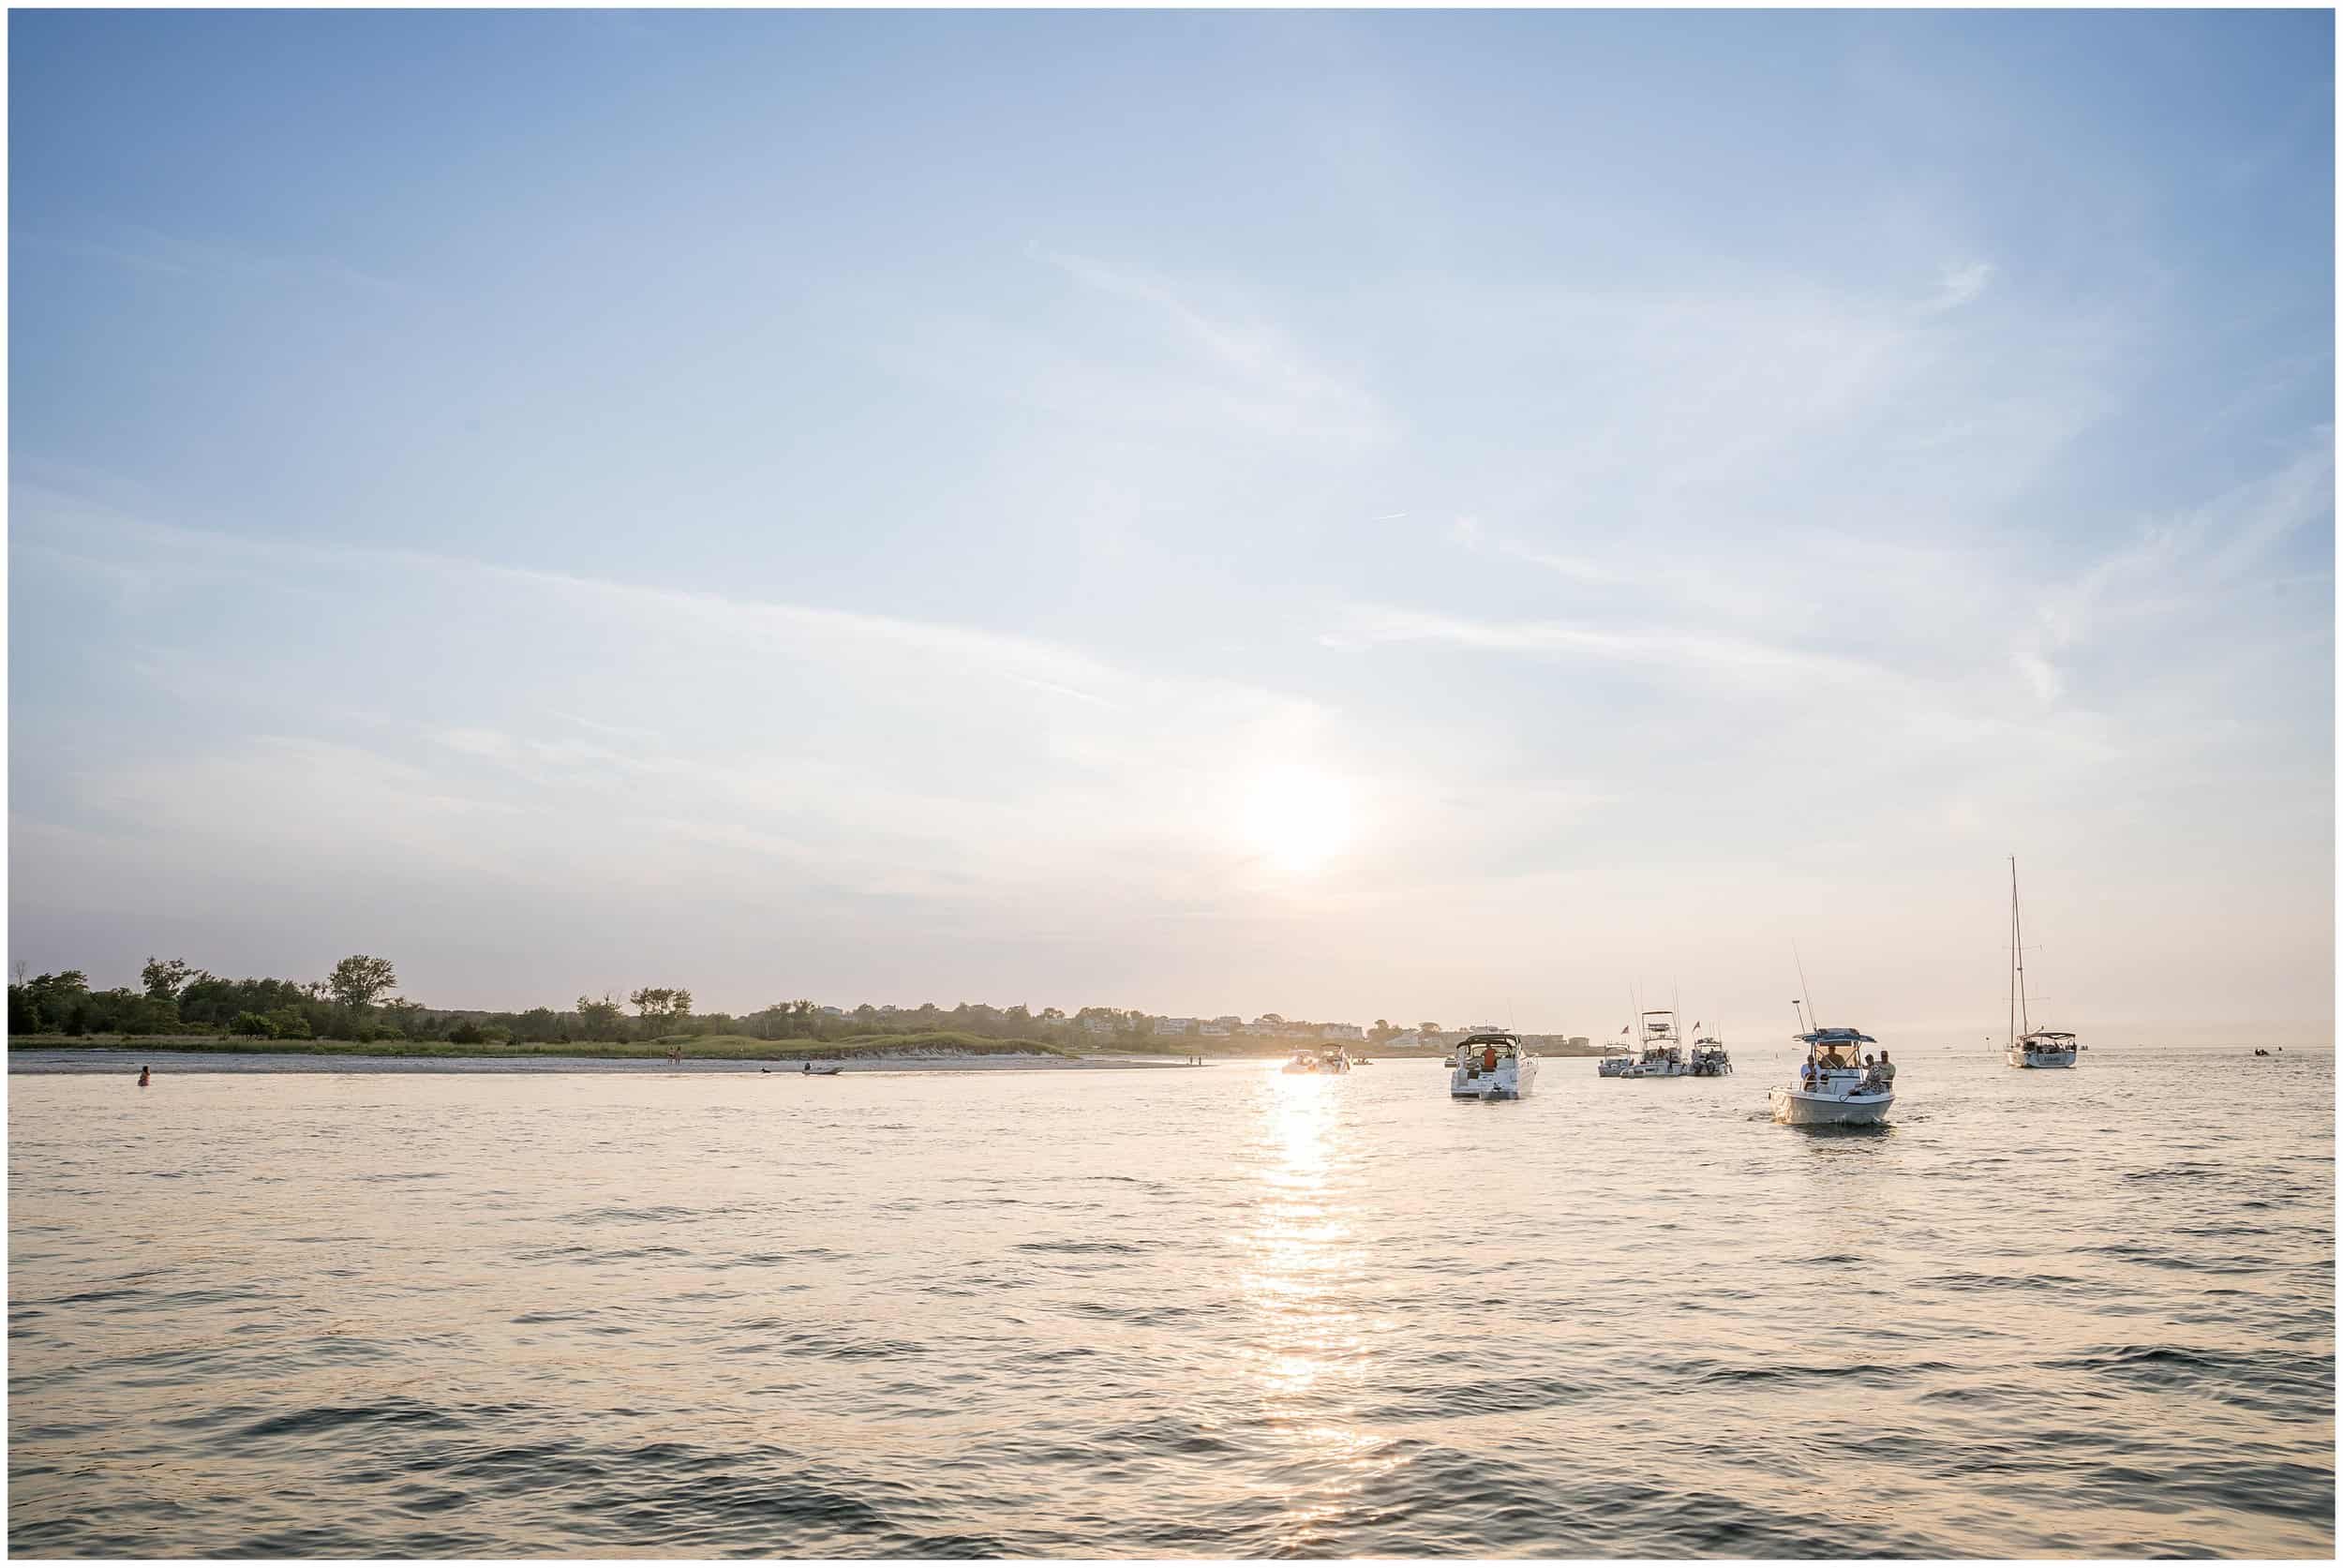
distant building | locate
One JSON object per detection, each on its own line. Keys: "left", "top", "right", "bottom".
{"left": 1199, "top": 1021, "right": 1231, "bottom": 1038}
{"left": 820, "top": 1006, "right": 845, "bottom": 1017}
{"left": 1568, "top": 1036, "right": 1589, "bottom": 1049}
{"left": 1160, "top": 1017, "right": 1198, "bottom": 1035}
{"left": 1321, "top": 1023, "right": 1366, "bottom": 1040}
{"left": 1082, "top": 1016, "right": 1115, "bottom": 1036}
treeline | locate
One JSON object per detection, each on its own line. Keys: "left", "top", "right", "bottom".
{"left": 7, "top": 956, "right": 1194, "bottom": 1051}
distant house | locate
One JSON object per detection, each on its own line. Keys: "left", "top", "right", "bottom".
{"left": 1082, "top": 1015, "right": 1115, "bottom": 1037}
{"left": 1387, "top": 1031, "right": 1423, "bottom": 1049}
{"left": 1321, "top": 1023, "right": 1365, "bottom": 1041}
{"left": 1199, "top": 1021, "right": 1231, "bottom": 1038}
{"left": 819, "top": 1006, "right": 845, "bottom": 1017}
{"left": 1160, "top": 1017, "right": 1198, "bottom": 1035}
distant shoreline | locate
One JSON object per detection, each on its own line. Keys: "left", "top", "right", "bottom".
{"left": 7, "top": 1042, "right": 1195, "bottom": 1075}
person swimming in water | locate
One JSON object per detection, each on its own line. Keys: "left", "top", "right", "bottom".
{"left": 138, "top": 1066, "right": 151, "bottom": 1087}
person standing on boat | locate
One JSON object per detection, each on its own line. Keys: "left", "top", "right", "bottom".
{"left": 1873, "top": 1049, "right": 1895, "bottom": 1087}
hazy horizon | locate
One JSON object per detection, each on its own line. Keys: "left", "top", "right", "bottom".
{"left": 9, "top": 10, "right": 2335, "bottom": 1046}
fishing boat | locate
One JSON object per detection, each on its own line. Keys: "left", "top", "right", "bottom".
{"left": 1595, "top": 1041, "right": 1634, "bottom": 1077}
{"left": 1768, "top": 1025, "right": 1892, "bottom": 1126}
{"left": 1451, "top": 1031, "right": 1537, "bottom": 1100}
{"left": 2005, "top": 858, "right": 2079, "bottom": 1068}
{"left": 1615, "top": 1009, "right": 1691, "bottom": 1078}
{"left": 1688, "top": 1028, "right": 1732, "bottom": 1076}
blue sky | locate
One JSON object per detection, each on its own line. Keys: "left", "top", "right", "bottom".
{"left": 9, "top": 9, "right": 2334, "bottom": 1040}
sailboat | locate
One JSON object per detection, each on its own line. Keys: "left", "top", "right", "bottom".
{"left": 2006, "top": 857, "right": 2079, "bottom": 1069}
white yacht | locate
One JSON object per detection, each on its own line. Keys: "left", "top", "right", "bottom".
{"left": 1768, "top": 1026, "right": 1893, "bottom": 1126}
{"left": 1281, "top": 1045, "right": 1353, "bottom": 1075}
{"left": 1451, "top": 1031, "right": 1538, "bottom": 1100}
{"left": 1615, "top": 1009, "right": 1691, "bottom": 1078}
{"left": 2005, "top": 858, "right": 2080, "bottom": 1068}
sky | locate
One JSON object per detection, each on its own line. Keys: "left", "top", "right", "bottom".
{"left": 8, "top": 9, "right": 2335, "bottom": 1044}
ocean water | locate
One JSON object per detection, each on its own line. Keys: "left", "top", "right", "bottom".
{"left": 7, "top": 1047, "right": 2333, "bottom": 1558}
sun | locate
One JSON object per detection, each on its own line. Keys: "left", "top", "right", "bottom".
{"left": 1239, "top": 765, "right": 1358, "bottom": 874}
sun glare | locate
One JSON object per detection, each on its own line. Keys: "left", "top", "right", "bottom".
{"left": 1240, "top": 765, "right": 1358, "bottom": 874}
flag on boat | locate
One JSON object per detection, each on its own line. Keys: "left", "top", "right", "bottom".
{"left": 1691, "top": 1021, "right": 1701, "bottom": 1030}
{"left": 1619, "top": 1024, "right": 1630, "bottom": 1036}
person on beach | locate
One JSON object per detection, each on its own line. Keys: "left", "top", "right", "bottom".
{"left": 138, "top": 1065, "right": 151, "bottom": 1087}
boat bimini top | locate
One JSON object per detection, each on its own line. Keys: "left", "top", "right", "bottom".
{"left": 1457, "top": 1032, "right": 1521, "bottom": 1051}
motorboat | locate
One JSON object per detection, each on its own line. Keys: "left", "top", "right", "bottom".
{"left": 1595, "top": 1042, "right": 1634, "bottom": 1077}
{"left": 801, "top": 1062, "right": 843, "bottom": 1077}
{"left": 1317, "top": 1046, "right": 1353, "bottom": 1074}
{"left": 1614, "top": 1009, "right": 1691, "bottom": 1078}
{"left": 1689, "top": 1031, "right": 1732, "bottom": 1076}
{"left": 1281, "top": 1050, "right": 1319, "bottom": 1074}
{"left": 2004, "top": 858, "right": 2079, "bottom": 1068}
{"left": 1451, "top": 1031, "right": 1538, "bottom": 1100}
{"left": 1769, "top": 1026, "right": 1893, "bottom": 1126}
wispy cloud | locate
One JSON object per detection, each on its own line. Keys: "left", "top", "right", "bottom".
{"left": 1924, "top": 259, "right": 1996, "bottom": 313}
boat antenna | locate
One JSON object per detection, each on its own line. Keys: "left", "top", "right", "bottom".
{"left": 1793, "top": 940, "right": 1819, "bottom": 1026}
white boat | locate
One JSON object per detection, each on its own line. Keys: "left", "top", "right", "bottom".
{"left": 1281, "top": 1046, "right": 1352, "bottom": 1075}
{"left": 801, "top": 1062, "right": 842, "bottom": 1077}
{"left": 1595, "top": 1042, "right": 1634, "bottom": 1077}
{"left": 1769, "top": 1026, "right": 1893, "bottom": 1126}
{"left": 2004, "top": 858, "right": 2080, "bottom": 1068}
{"left": 1614, "top": 1009, "right": 1691, "bottom": 1078}
{"left": 1688, "top": 1032, "right": 1733, "bottom": 1076}
{"left": 1451, "top": 1032, "right": 1538, "bottom": 1100}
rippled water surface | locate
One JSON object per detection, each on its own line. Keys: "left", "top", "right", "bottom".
{"left": 9, "top": 1048, "right": 2334, "bottom": 1557}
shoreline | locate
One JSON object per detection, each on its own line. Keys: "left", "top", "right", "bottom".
{"left": 5, "top": 1044, "right": 1198, "bottom": 1075}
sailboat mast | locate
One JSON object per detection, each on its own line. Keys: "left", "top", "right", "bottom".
{"left": 2010, "top": 856, "right": 2030, "bottom": 1041}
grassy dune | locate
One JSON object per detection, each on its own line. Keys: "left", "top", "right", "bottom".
{"left": 7, "top": 1030, "right": 1071, "bottom": 1062}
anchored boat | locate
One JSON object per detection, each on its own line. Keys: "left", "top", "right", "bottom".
{"left": 1688, "top": 1029, "right": 1732, "bottom": 1076}
{"left": 1451, "top": 1032, "right": 1537, "bottom": 1100}
{"left": 2005, "top": 858, "right": 2079, "bottom": 1068}
{"left": 1614, "top": 1009, "right": 1691, "bottom": 1078}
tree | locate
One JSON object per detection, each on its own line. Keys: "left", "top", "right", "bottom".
{"left": 627, "top": 988, "right": 693, "bottom": 1033}
{"left": 576, "top": 993, "right": 624, "bottom": 1041}
{"left": 141, "top": 957, "right": 209, "bottom": 1001}
{"left": 327, "top": 955, "right": 398, "bottom": 1009}
{"left": 1418, "top": 1022, "right": 1441, "bottom": 1038}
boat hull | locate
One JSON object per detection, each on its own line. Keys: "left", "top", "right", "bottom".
{"left": 2007, "top": 1048, "right": 2076, "bottom": 1068}
{"left": 1769, "top": 1086, "right": 1892, "bottom": 1126}
{"left": 1452, "top": 1057, "right": 1538, "bottom": 1100}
